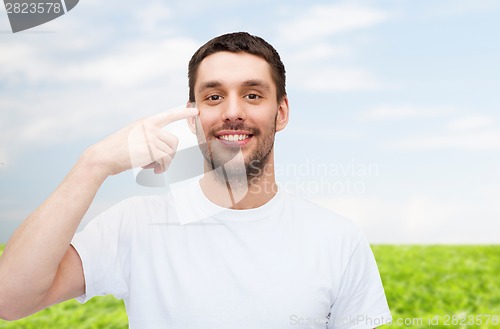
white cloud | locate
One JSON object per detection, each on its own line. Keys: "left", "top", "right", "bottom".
{"left": 0, "top": 43, "right": 32, "bottom": 63}
{"left": 0, "top": 2, "right": 193, "bottom": 89}
{"left": 60, "top": 37, "right": 197, "bottom": 88}
{"left": 287, "top": 44, "right": 352, "bottom": 63}
{"left": 359, "top": 105, "right": 500, "bottom": 151}
{"left": 285, "top": 125, "right": 363, "bottom": 141}
{"left": 0, "top": 29, "right": 198, "bottom": 163}
{"left": 274, "top": 3, "right": 391, "bottom": 93}
{"left": 359, "top": 105, "right": 454, "bottom": 121}
{"left": 428, "top": 0, "right": 499, "bottom": 17}
{"left": 0, "top": 43, "right": 48, "bottom": 85}
{"left": 290, "top": 66, "right": 383, "bottom": 92}
{"left": 3, "top": 87, "right": 190, "bottom": 137}
{"left": 278, "top": 4, "right": 391, "bottom": 42}
{"left": 0, "top": 82, "right": 194, "bottom": 168}
{"left": 385, "top": 130, "right": 500, "bottom": 151}
{"left": 134, "top": 1, "right": 173, "bottom": 33}
{"left": 312, "top": 194, "right": 500, "bottom": 244}
{"left": 445, "top": 115, "right": 495, "bottom": 131}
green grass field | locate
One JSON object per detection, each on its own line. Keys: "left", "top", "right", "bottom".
{"left": 1, "top": 244, "right": 499, "bottom": 328}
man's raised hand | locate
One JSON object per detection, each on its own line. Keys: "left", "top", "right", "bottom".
{"left": 88, "top": 106, "right": 199, "bottom": 176}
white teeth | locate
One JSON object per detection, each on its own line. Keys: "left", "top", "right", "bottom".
{"left": 219, "top": 134, "right": 249, "bottom": 141}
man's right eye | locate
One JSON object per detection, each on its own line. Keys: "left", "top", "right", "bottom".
{"left": 207, "top": 95, "right": 222, "bottom": 101}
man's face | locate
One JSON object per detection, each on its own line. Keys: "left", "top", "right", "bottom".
{"left": 189, "top": 51, "right": 288, "bottom": 181}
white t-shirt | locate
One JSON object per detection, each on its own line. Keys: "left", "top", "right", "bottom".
{"left": 71, "top": 180, "right": 392, "bottom": 329}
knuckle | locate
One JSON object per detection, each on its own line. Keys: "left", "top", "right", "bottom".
{"left": 172, "top": 136, "right": 179, "bottom": 149}
{"left": 166, "top": 147, "right": 176, "bottom": 157}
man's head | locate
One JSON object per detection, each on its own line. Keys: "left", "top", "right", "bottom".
{"left": 187, "top": 32, "right": 289, "bottom": 185}
{"left": 188, "top": 32, "right": 286, "bottom": 103}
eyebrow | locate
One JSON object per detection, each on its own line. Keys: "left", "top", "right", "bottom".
{"left": 197, "top": 79, "right": 271, "bottom": 93}
{"left": 241, "top": 79, "right": 271, "bottom": 91}
{"left": 197, "top": 80, "right": 223, "bottom": 94}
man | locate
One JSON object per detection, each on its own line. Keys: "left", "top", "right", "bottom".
{"left": 0, "top": 32, "right": 391, "bottom": 328}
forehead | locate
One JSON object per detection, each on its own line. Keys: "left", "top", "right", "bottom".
{"left": 195, "top": 52, "right": 275, "bottom": 91}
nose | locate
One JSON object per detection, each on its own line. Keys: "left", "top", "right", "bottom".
{"left": 222, "top": 96, "right": 246, "bottom": 122}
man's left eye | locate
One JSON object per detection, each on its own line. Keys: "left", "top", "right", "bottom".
{"left": 245, "top": 94, "right": 261, "bottom": 100}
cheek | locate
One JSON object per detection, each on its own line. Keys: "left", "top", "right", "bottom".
{"left": 257, "top": 112, "right": 278, "bottom": 129}
{"left": 195, "top": 114, "right": 214, "bottom": 136}
{"left": 198, "top": 109, "right": 218, "bottom": 123}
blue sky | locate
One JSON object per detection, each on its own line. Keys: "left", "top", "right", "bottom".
{"left": 1, "top": 0, "right": 499, "bottom": 243}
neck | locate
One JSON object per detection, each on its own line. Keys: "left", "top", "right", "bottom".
{"left": 199, "top": 153, "right": 278, "bottom": 210}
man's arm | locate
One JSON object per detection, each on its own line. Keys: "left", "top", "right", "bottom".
{"left": 0, "top": 107, "right": 198, "bottom": 321}
{"left": 0, "top": 153, "right": 106, "bottom": 321}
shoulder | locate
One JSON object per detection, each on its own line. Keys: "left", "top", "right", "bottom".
{"left": 88, "top": 193, "right": 173, "bottom": 228}
{"left": 123, "top": 194, "right": 171, "bottom": 213}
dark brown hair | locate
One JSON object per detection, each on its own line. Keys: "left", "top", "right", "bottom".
{"left": 188, "top": 32, "right": 286, "bottom": 103}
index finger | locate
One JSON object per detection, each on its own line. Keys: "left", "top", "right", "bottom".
{"left": 148, "top": 106, "right": 199, "bottom": 127}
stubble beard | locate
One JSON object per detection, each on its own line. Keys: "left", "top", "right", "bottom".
{"left": 196, "top": 122, "right": 276, "bottom": 188}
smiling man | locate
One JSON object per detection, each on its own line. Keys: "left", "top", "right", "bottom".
{"left": 0, "top": 32, "right": 391, "bottom": 329}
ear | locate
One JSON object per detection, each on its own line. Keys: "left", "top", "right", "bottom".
{"left": 186, "top": 101, "right": 197, "bottom": 134}
{"left": 275, "top": 96, "right": 289, "bottom": 132}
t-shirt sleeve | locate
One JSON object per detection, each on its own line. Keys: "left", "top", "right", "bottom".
{"left": 328, "top": 235, "right": 392, "bottom": 329}
{"left": 71, "top": 200, "right": 133, "bottom": 303}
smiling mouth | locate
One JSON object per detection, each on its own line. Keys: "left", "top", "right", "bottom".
{"left": 215, "top": 131, "right": 254, "bottom": 146}
{"left": 218, "top": 134, "right": 250, "bottom": 141}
